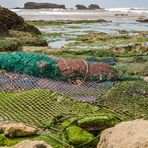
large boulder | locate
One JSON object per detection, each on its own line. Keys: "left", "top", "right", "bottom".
{"left": 12, "top": 140, "right": 52, "bottom": 148}
{"left": 75, "top": 4, "right": 88, "bottom": 10}
{"left": 24, "top": 2, "right": 65, "bottom": 9}
{"left": 0, "top": 7, "right": 41, "bottom": 34}
{"left": 0, "top": 123, "right": 38, "bottom": 137}
{"left": 88, "top": 4, "right": 100, "bottom": 10}
{"left": 98, "top": 119, "right": 148, "bottom": 148}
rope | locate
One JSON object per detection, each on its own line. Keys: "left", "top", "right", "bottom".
{"left": 60, "top": 58, "right": 69, "bottom": 70}
{"left": 82, "top": 59, "right": 89, "bottom": 82}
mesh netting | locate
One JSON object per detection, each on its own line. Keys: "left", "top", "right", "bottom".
{"left": 0, "top": 72, "right": 114, "bottom": 103}
{"left": 0, "top": 71, "right": 114, "bottom": 128}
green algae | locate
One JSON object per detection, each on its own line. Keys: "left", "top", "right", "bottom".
{"left": 27, "top": 20, "right": 108, "bottom": 27}
{"left": 66, "top": 32, "right": 148, "bottom": 47}
{"left": 0, "top": 37, "right": 21, "bottom": 51}
{"left": 65, "top": 126, "right": 95, "bottom": 146}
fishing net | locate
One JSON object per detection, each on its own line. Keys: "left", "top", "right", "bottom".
{"left": 0, "top": 52, "right": 117, "bottom": 130}
{"left": 0, "top": 71, "right": 114, "bottom": 128}
{"left": 0, "top": 52, "right": 118, "bottom": 82}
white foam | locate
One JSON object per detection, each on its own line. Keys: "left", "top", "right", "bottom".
{"left": 106, "top": 7, "right": 148, "bottom": 14}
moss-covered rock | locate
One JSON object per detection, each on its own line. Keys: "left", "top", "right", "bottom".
{"left": 65, "top": 126, "right": 95, "bottom": 146}
{"left": 0, "top": 134, "right": 7, "bottom": 146}
{"left": 0, "top": 7, "right": 41, "bottom": 35}
{"left": 77, "top": 114, "right": 117, "bottom": 132}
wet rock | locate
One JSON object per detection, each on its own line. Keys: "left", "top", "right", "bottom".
{"left": 24, "top": 2, "right": 65, "bottom": 9}
{"left": 0, "top": 7, "right": 41, "bottom": 35}
{"left": 75, "top": 4, "right": 88, "bottom": 10}
{"left": 88, "top": 4, "right": 100, "bottom": 10}
{"left": 12, "top": 140, "right": 52, "bottom": 148}
{"left": 136, "top": 17, "right": 148, "bottom": 23}
{"left": 115, "top": 13, "right": 128, "bottom": 16}
{"left": 98, "top": 119, "right": 148, "bottom": 148}
{"left": 1, "top": 123, "right": 38, "bottom": 137}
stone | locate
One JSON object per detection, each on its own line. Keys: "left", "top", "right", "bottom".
{"left": 0, "top": 7, "right": 41, "bottom": 35}
{"left": 88, "top": 4, "right": 100, "bottom": 10}
{"left": 75, "top": 4, "right": 88, "bottom": 10}
{"left": 98, "top": 119, "right": 148, "bottom": 148}
{"left": 77, "top": 114, "right": 117, "bottom": 132}
{"left": 2, "top": 123, "right": 38, "bottom": 137}
{"left": 136, "top": 17, "right": 148, "bottom": 23}
{"left": 12, "top": 140, "right": 52, "bottom": 148}
{"left": 24, "top": 2, "right": 65, "bottom": 9}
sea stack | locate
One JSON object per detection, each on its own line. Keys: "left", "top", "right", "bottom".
{"left": 24, "top": 2, "right": 66, "bottom": 9}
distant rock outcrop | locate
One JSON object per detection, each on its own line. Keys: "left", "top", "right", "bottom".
{"left": 24, "top": 2, "right": 66, "bottom": 9}
{"left": 0, "top": 7, "right": 41, "bottom": 34}
{"left": 88, "top": 4, "right": 100, "bottom": 10}
{"left": 75, "top": 4, "right": 88, "bottom": 10}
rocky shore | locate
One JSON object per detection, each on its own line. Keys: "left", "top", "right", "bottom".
{"left": 0, "top": 6, "right": 147, "bottom": 148}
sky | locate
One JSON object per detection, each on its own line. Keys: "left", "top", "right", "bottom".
{"left": 0, "top": 0, "right": 148, "bottom": 8}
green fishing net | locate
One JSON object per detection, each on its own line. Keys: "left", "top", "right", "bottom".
{"left": 0, "top": 52, "right": 61, "bottom": 78}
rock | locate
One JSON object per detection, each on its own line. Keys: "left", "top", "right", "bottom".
{"left": 24, "top": 2, "right": 66, "bottom": 9}
{"left": 88, "top": 4, "right": 100, "bottom": 10}
{"left": 115, "top": 13, "right": 128, "bottom": 16}
{"left": 1, "top": 123, "right": 38, "bottom": 137}
{"left": 136, "top": 17, "right": 148, "bottom": 23}
{"left": 75, "top": 4, "right": 88, "bottom": 10}
{"left": 12, "top": 140, "right": 52, "bottom": 148}
{"left": 0, "top": 7, "right": 41, "bottom": 35}
{"left": 65, "top": 126, "right": 95, "bottom": 145}
{"left": 98, "top": 119, "right": 148, "bottom": 148}
{"left": 77, "top": 114, "right": 117, "bottom": 132}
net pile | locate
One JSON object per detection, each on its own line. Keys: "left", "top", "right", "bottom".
{"left": 0, "top": 52, "right": 118, "bottom": 82}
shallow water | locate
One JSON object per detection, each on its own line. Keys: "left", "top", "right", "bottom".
{"left": 39, "top": 22, "right": 148, "bottom": 48}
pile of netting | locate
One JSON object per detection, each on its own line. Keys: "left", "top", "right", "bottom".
{"left": 0, "top": 52, "right": 118, "bottom": 82}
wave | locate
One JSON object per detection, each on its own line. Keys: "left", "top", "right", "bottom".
{"left": 106, "top": 7, "right": 148, "bottom": 14}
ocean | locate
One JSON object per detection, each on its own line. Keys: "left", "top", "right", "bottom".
{"left": 11, "top": 8, "right": 148, "bottom": 21}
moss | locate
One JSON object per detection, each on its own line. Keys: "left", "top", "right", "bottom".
{"left": 42, "top": 32, "right": 62, "bottom": 38}
{"left": 66, "top": 32, "right": 148, "bottom": 48}
{"left": 27, "top": 19, "right": 108, "bottom": 27}
{"left": 9, "top": 30, "right": 47, "bottom": 46}
{"left": 0, "top": 134, "right": 7, "bottom": 146}
{"left": 77, "top": 114, "right": 117, "bottom": 131}
{"left": 65, "top": 126, "right": 95, "bottom": 146}
{"left": 0, "top": 37, "right": 21, "bottom": 51}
